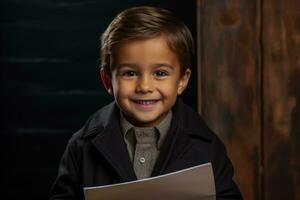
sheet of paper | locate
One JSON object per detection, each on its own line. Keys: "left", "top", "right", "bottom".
{"left": 84, "top": 162, "right": 216, "bottom": 200}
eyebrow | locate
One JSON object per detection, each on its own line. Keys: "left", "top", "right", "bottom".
{"left": 153, "top": 63, "right": 174, "bottom": 70}
{"left": 116, "top": 63, "right": 139, "bottom": 69}
{"left": 116, "top": 63, "right": 175, "bottom": 70}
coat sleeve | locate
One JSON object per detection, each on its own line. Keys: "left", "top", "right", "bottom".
{"left": 213, "top": 138, "right": 243, "bottom": 200}
{"left": 49, "top": 136, "right": 84, "bottom": 200}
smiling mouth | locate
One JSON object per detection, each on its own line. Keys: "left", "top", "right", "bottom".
{"left": 133, "top": 100, "right": 159, "bottom": 105}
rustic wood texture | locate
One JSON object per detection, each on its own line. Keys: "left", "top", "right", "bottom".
{"left": 197, "top": 0, "right": 262, "bottom": 199}
{"left": 198, "top": 0, "right": 300, "bottom": 199}
{"left": 263, "top": 0, "right": 300, "bottom": 199}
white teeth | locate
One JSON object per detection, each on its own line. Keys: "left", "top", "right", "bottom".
{"left": 136, "top": 100, "right": 156, "bottom": 105}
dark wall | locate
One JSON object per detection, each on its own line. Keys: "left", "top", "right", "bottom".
{"left": 0, "top": 1, "right": 197, "bottom": 199}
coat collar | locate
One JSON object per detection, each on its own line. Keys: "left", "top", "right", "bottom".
{"left": 81, "top": 98, "right": 213, "bottom": 180}
{"left": 172, "top": 98, "right": 213, "bottom": 142}
{"left": 82, "top": 98, "right": 213, "bottom": 142}
{"left": 152, "top": 98, "right": 213, "bottom": 175}
{"left": 91, "top": 119, "right": 137, "bottom": 181}
{"left": 81, "top": 103, "right": 137, "bottom": 181}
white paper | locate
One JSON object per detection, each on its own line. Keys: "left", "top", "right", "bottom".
{"left": 84, "top": 162, "right": 216, "bottom": 200}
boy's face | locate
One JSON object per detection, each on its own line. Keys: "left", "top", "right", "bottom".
{"left": 104, "top": 35, "right": 190, "bottom": 127}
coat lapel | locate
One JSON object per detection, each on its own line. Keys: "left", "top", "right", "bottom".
{"left": 152, "top": 99, "right": 190, "bottom": 176}
{"left": 87, "top": 99, "right": 212, "bottom": 181}
{"left": 89, "top": 104, "right": 137, "bottom": 182}
{"left": 152, "top": 98, "right": 213, "bottom": 176}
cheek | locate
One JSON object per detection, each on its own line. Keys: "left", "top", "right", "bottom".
{"left": 158, "top": 84, "right": 179, "bottom": 98}
{"left": 113, "top": 81, "right": 133, "bottom": 98}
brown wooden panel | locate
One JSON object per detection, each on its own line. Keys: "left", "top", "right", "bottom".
{"left": 263, "top": 0, "right": 300, "bottom": 199}
{"left": 197, "top": 0, "right": 262, "bottom": 199}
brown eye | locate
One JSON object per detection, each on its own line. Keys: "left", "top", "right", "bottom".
{"left": 153, "top": 70, "right": 168, "bottom": 77}
{"left": 122, "top": 71, "right": 137, "bottom": 77}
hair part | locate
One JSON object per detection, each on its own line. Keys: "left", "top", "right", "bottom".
{"left": 101, "top": 6, "right": 194, "bottom": 77}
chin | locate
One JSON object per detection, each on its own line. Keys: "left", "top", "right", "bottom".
{"left": 134, "top": 117, "right": 158, "bottom": 126}
{"left": 137, "top": 118, "right": 156, "bottom": 124}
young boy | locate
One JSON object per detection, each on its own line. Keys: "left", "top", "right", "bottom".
{"left": 50, "top": 6, "right": 242, "bottom": 199}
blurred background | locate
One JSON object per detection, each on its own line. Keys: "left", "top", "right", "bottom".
{"left": 197, "top": 0, "right": 300, "bottom": 199}
{"left": 1, "top": 0, "right": 300, "bottom": 200}
{"left": 0, "top": 0, "right": 197, "bottom": 199}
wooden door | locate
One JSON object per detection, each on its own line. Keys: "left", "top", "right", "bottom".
{"left": 197, "top": 0, "right": 300, "bottom": 199}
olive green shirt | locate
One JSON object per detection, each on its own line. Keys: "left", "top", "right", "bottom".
{"left": 120, "top": 111, "right": 172, "bottom": 179}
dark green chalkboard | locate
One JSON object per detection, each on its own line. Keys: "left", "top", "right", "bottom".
{"left": 0, "top": 1, "right": 197, "bottom": 199}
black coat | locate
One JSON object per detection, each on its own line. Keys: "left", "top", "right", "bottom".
{"left": 49, "top": 99, "right": 243, "bottom": 199}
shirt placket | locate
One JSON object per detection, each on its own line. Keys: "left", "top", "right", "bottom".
{"left": 133, "top": 128, "right": 157, "bottom": 179}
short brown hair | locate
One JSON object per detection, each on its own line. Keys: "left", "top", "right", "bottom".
{"left": 100, "top": 6, "right": 194, "bottom": 76}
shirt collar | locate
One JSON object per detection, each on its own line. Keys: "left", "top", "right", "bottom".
{"left": 120, "top": 111, "right": 172, "bottom": 150}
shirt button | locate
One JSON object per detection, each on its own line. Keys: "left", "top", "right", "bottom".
{"left": 139, "top": 157, "right": 146, "bottom": 164}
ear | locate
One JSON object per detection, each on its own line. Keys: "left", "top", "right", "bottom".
{"left": 100, "top": 68, "right": 113, "bottom": 95}
{"left": 177, "top": 69, "right": 191, "bottom": 95}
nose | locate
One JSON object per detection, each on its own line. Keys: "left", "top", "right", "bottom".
{"left": 136, "top": 75, "right": 154, "bottom": 93}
